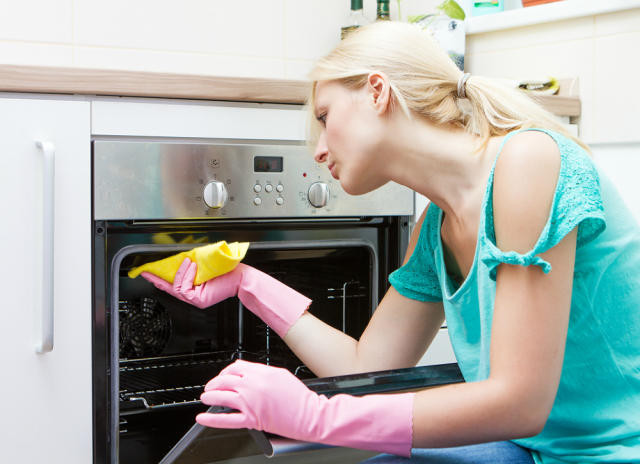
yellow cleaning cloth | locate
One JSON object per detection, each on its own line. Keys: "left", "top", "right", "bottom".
{"left": 128, "top": 241, "right": 249, "bottom": 285}
{"left": 151, "top": 232, "right": 208, "bottom": 245}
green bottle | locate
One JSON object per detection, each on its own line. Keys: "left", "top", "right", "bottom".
{"left": 341, "top": 0, "right": 369, "bottom": 39}
{"left": 376, "top": 0, "right": 390, "bottom": 21}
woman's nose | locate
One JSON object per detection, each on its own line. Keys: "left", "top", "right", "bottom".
{"left": 314, "top": 150, "right": 328, "bottom": 164}
{"left": 314, "top": 133, "right": 328, "bottom": 164}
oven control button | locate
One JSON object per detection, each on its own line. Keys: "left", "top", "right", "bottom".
{"left": 253, "top": 197, "right": 262, "bottom": 206}
{"left": 253, "top": 184, "right": 262, "bottom": 193}
{"left": 308, "top": 182, "right": 329, "bottom": 208}
{"left": 203, "top": 181, "right": 228, "bottom": 209}
{"left": 276, "top": 197, "right": 284, "bottom": 206}
{"left": 264, "top": 184, "right": 273, "bottom": 193}
{"left": 276, "top": 184, "right": 284, "bottom": 193}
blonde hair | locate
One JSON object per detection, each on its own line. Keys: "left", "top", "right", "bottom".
{"left": 307, "top": 21, "right": 589, "bottom": 153}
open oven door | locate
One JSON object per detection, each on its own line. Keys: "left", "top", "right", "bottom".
{"left": 160, "top": 363, "right": 463, "bottom": 463}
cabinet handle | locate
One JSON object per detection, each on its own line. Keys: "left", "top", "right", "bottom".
{"left": 35, "top": 141, "right": 55, "bottom": 353}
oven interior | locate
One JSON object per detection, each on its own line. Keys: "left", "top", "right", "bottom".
{"left": 97, "top": 223, "right": 393, "bottom": 463}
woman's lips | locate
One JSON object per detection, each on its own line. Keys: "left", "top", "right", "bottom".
{"left": 328, "top": 163, "right": 338, "bottom": 179}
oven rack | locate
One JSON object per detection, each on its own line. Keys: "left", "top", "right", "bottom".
{"left": 121, "top": 385, "right": 205, "bottom": 412}
{"left": 119, "top": 351, "right": 235, "bottom": 371}
{"left": 119, "top": 350, "right": 304, "bottom": 412}
{"left": 326, "top": 281, "right": 367, "bottom": 300}
{"left": 285, "top": 278, "right": 369, "bottom": 303}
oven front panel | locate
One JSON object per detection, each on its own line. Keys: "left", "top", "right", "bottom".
{"left": 93, "top": 140, "right": 414, "bottom": 220}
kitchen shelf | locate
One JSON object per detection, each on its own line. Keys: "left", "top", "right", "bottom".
{"left": 466, "top": 0, "right": 640, "bottom": 35}
{"left": 531, "top": 92, "right": 580, "bottom": 117}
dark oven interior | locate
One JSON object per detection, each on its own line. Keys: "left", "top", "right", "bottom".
{"left": 93, "top": 218, "right": 410, "bottom": 463}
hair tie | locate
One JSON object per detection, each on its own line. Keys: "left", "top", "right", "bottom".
{"left": 457, "top": 73, "right": 471, "bottom": 99}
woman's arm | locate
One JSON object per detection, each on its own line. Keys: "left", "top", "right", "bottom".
{"left": 411, "top": 130, "right": 575, "bottom": 446}
{"left": 285, "top": 285, "right": 444, "bottom": 377}
{"left": 284, "top": 205, "right": 445, "bottom": 377}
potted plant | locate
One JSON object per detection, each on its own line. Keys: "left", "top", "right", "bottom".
{"left": 408, "top": 0, "right": 466, "bottom": 70}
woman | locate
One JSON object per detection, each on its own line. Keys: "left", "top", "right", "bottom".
{"left": 143, "top": 21, "right": 640, "bottom": 463}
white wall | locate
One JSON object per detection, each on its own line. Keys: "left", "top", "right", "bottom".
{"left": 466, "top": 7, "right": 640, "bottom": 145}
{"left": 464, "top": 7, "right": 640, "bottom": 222}
{"left": 0, "top": 0, "right": 437, "bottom": 79}
{"left": 593, "top": 142, "right": 640, "bottom": 224}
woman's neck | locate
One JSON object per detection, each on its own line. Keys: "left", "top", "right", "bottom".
{"left": 384, "top": 117, "right": 502, "bottom": 225}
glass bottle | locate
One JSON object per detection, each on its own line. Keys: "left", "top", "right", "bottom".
{"left": 376, "top": 0, "right": 390, "bottom": 21}
{"left": 341, "top": 0, "right": 369, "bottom": 40}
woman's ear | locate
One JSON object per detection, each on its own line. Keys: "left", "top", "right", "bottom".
{"left": 367, "top": 72, "right": 392, "bottom": 115}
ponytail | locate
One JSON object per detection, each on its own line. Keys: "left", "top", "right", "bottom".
{"left": 462, "top": 75, "right": 589, "bottom": 153}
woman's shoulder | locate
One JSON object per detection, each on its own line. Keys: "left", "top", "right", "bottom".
{"left": 490, "top": 130, "right": 561, "bottom": 253}
{"left": 493, "top": 130, "right": 560, "bottom": 200}
{"left": 492, "top": 128, "right": 595, "bottom": 207}
{"left": 497, "top": 129, "right": 561, "bottom": 174}
{"left": 498, "top": 128, "right": 591, "bottom": 167}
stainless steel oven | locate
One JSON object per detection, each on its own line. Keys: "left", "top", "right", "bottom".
{"left": 92, "top": 139, "right": 461, "bottom": 463}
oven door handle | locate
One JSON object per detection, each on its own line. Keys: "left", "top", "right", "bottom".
{"left": 35, "top": 140, "right": 55, "bottom": 353}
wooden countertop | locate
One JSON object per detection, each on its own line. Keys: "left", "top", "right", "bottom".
{"left": 0, "top": 65, "right": 311, "bottom": 105}
{"left": 0, "top": 64, "right": 580, "bottom": 116}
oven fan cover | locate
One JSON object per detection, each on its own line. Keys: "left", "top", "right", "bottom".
{"left": 119, "top": 297, "right": 172, "bottom": 358}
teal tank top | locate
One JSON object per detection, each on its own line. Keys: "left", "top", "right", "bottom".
{"left": 389, "top": 128, "right": 640, "bottom": 463}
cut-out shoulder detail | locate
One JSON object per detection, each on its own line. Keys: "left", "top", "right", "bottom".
{"left": 492, "top": 130, "right": 561, "bottom": 256}
{"left": 481, "top": 127, "right": 605, "bottom": 280}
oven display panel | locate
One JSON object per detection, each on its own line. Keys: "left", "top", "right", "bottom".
{"left": 254, "top": 156, "right": 283, "bottom": 173}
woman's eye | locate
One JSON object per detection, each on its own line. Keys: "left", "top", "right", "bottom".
{"left": 317, "top": 114, "right": 327, "bottom": 126}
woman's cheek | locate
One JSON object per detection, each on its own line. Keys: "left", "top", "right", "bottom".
{"left": 326, "top": 124, "right": 344, "bottom": 151}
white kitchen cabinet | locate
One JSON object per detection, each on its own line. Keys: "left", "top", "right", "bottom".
{"left": 0, "top": 96, "right": 92, "bottom": 463}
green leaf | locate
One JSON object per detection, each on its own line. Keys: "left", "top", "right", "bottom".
{"left": 408, "top": 14, "right": 430, "bottom": 23}
{"left": 437, "top": 0, "right": 466, "bottom": 20}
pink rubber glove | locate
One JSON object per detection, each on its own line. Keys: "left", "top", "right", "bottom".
{"left": 197, "top": 359, "right": 415, "bottom": 457}
{"left": 141, "top": 258, "right": 311, "bottom": 338}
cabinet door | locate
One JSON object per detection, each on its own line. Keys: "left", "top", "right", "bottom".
{"left": 0, "top": 97, "right": 92, "bottom": 463}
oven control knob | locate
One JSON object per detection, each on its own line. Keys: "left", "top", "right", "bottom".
{"left": 307, "top": 182, "right": 330, "bottom": 208}
{"left": 203, "top": 181, "right": 228, "bottom": 208}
